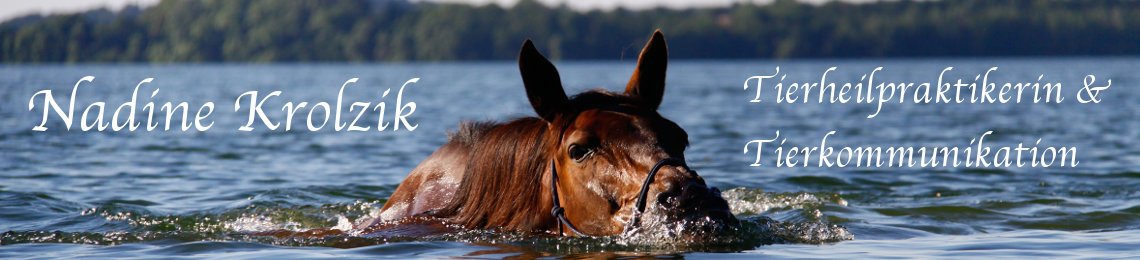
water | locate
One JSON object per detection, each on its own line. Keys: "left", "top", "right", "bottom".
{"left": 2, "top": 58, "right": 1139, "bottom": 258}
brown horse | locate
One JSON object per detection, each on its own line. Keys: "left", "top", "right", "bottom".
{"left": 374, "top": 30, "right": 735, "bottom": 237}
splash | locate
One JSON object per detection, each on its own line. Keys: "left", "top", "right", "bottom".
{"left": 3, "top": 189, "right": 852, "bottom": 251}
{"left": 719, "top": 187, "right": 854, "bottom": 243}
{"left": 224, "top": 214, "right": 286, "bottom": 233}
{"left": 721, "top": 187, "right": 849, "bottom": 216}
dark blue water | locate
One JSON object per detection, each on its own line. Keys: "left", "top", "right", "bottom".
{"left": 2, "top": 58, "right": 1139, "bottom": 258}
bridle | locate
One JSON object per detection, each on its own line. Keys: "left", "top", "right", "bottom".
{"left": 548, "top": 157, "right": 687, "bottom": 237}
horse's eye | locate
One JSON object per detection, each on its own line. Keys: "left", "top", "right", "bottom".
{"left": 568, "top": 144, "right": 592, "bottom": 162}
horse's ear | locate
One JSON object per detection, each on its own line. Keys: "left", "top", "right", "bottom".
{"left": 519, "top": 39, "right": 569, "bottom": 122}
{"left": 624, "top": 30, "right": 668, "bottom": 111}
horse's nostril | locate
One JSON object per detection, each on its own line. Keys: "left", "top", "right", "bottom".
{"left": 656, "top": 181, "right": 734, "bottom": 219}
{"left": 656, "top": 184, "right": 681, "bottom": 206}
{"left": 657, "top": 181, "right": 711, "bottom": 207}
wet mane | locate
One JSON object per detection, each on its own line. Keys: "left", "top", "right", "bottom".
{"left": 446, "top": 121, "right": 497, "bottom": 147}
{"left": 433, "top": 89, "right": 652, "bottom": 231}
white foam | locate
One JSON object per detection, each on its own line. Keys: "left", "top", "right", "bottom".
{"left": 331, "top": 215, "right": 354, "bottom": 231}
{"left": 224, "top": 215, "right": 284, "bottom": 232}
{"left": 721, "top": 187, "right": 848, "bottom": 215}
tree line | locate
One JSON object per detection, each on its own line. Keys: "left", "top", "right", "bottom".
{"left": 2, "top": 0, "right": 1138, "bottom": 62}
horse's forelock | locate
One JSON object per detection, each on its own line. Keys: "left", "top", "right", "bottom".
{"left": 568, "top": 89, "right": 636, "bottom": 110}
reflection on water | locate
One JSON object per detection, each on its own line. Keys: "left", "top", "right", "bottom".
{"left": 2, "top": 58, "right": 1139, "bottom": 258}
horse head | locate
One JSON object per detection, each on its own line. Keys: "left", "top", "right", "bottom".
{"left": 520, "top": 31, "right": 737, "bottom": 236}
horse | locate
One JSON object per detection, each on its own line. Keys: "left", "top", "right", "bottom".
{"left": 371, "top": 30, "right": 735, "bottom": 237}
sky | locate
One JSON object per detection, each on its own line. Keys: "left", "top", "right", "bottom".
{"left": 0, "top": 0, "right": 866, "bottom": 22}
{"left": 0, "top": 0, "right": 159, "bottom": 22}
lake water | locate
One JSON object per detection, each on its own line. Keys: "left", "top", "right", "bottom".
{"left": 2, "top": 58, "right": 1139, "bottom": 258}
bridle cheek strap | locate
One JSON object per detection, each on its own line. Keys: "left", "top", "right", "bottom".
{"left": 549, "top": 158, "right": 687, "bottom": 237}
{"left": 549, "top": 160, "right": 589, "bottom": 237}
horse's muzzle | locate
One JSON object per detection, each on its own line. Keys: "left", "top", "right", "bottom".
{"left": 657, "top": 177, "right": 738, "bottom": 225}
